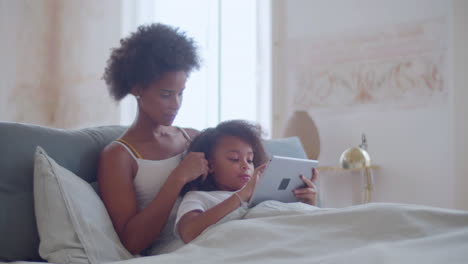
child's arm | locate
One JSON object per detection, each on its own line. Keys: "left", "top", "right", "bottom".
{"left": 177, "top": 194, "right": 244, "bottom": 243}
{"left": 177, "top": 163, "right": 267, "bottom": 243}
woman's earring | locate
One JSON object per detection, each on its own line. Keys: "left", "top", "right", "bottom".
{"left": 135, "top": 95, "right": 141, "bottom": 100}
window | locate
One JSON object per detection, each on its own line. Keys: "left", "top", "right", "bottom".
{"left": 120, "top": 0, "right": 271, "bottom": 136}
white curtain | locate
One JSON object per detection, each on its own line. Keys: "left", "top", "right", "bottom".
{"left": 120, "top": 0, "right": 272, "bottom": 135}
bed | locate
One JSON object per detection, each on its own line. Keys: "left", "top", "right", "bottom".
{"left": 1, "top": 122, "right": 467, "bottom": 264}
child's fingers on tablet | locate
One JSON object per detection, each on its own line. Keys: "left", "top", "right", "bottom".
{"left": 311, "top": 168, "right": 318, "bottom": 182}
{"left": 299, "top": 174, "right": 315, "bottom": 188}
{"left": 254, "top": 163, "right": 268, "bottom": 178}
{"left": 255, "top": 162, "right": 268, "bottom": 172}
{"left": 294, "top": 193, "right": 316, "bottom": 203}
{"left": 293, "top": 187, "right": 316, "bottom": 195}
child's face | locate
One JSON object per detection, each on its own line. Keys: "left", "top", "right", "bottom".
{"left": 209, "top": 135, "right": 255, "bottom": 191}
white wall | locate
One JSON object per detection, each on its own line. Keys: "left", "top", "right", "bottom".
{"left": 51, "top": 1, "right": 121, "bottom": 129}
{"left": 272, "top": 0, "right": 465, "bottom": 209}
{"left": 453, "top": 0, "right": 468, "bottom": 210}
{"left": 0, "top": 0, "right": 120, "bottom": 129}
{"left": 0, "top": 0, "right": 56, "bottom": 125}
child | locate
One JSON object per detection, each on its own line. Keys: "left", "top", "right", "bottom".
{"left": 175, "top": 120, "right": 318, "bottom": 243}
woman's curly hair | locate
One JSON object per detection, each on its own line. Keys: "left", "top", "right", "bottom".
{"left": 103, "top": 23, "right": 200, "bottom": 101}
{"left": 181, "top": 120, "right": 268, "bottom": 196}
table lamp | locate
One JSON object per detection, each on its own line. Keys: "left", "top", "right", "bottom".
{"left": 339, "top": 134, "right": 374, "bottom": 203}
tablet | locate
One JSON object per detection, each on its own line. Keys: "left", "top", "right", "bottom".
{"left": 248, "top": 155, "right": 318, "bottom": 208}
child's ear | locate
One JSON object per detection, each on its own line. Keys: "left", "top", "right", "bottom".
{"left": 130, "top": 85, "right": 143, "bottom": 97}
{"left": 208, "top": 161, "right": 215, "bottom": 173}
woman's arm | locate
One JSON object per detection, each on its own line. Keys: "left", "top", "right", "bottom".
{"left": 98, "top": 144, "right": 208, "bottom": 254}
{"left": 177, "top": 194, "right": 243, "bottom": 243}
{"left": 98, "top": 144, "right": 183, "bottom": 254}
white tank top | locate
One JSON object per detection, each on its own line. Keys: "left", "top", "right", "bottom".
{"left": 113, "top": 127, "right": 191, "bottom": 255}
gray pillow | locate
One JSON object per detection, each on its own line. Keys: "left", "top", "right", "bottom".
{"left": 263, "top": 137, "right": 308, "bottom": 159}
{"left": 34, "top": 147, "right": 133, "bottom": 264}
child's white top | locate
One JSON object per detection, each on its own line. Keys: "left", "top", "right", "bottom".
{"left": 175, "top": 191, "right": 250, "bottom": 239}
{"left": 175, "top": 191, "right": 234, "bottom": 227}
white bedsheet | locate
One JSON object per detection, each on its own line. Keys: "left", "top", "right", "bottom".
{"left": 8, "top": 202, "right": 468, "bottom": 264}
{"left": 117, "top": 202, "right": 468, "bottom": 264}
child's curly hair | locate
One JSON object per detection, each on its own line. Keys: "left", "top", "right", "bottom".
{"left": 181, "top": 120, "right": 268, "bottom": 195}
{"left": 103, "top": 23, "right": 200, "bottom": 101}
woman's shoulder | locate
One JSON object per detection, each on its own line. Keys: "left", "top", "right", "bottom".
{"left": 179, "top": 127, "right": 200, "bottom": 140}
{"left": 99, "top": 140, "right": 135, "bottom": 165}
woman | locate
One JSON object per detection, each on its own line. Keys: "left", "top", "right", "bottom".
{"left": 98, "top": 23, "right": 208, "bottom": 255}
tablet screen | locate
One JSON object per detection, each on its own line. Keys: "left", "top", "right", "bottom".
{"left": 248, "top": 155, "right": 318, "bottom": 207}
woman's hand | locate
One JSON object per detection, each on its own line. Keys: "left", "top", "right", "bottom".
{"left": 237, "top": 163, "right": 268, "bottom": 202}
{"left": 173, "top": 152, "right": 209, "bottom": 184}
{"left": 294, "top": 168, "right": 319, "bottom": 205}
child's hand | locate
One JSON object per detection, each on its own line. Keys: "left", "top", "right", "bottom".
{"left": 293, "top": 168, "right": 319, "bottom": 205}
{"left": 174, "top": 152, "right": 209, "bottom": 184}
{"left": 236, "top": 162, "right": 268, "bottom": 202}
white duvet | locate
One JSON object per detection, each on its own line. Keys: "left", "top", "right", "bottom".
{"left": 9, "top": 202, "right": 468, "bottom": 264}
{"left": 117, "top": 201, "right": 468, "bottom": 264}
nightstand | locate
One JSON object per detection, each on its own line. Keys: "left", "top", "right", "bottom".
{"left": 317, "top": 165, "right": 378, "bottom": 203}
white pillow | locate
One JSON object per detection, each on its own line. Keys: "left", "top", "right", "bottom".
{"left": 33, "top": 146, "right": 134, "bottom": 264}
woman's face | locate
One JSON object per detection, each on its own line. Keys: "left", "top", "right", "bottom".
{"left": 136, "top": 71, "right": 187, "bottom": 126}
{"left": 209, "top": 136, "right": 255, "bottom": 191}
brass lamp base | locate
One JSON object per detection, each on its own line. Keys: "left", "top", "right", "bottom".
{"left": 339, "top": 146, "right": 374, "bottom": 203}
